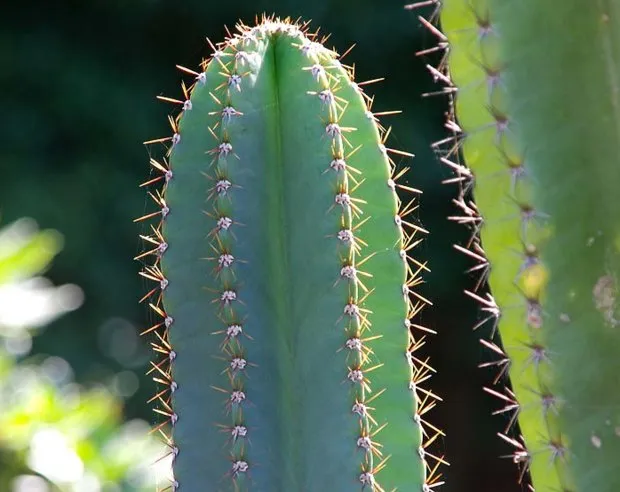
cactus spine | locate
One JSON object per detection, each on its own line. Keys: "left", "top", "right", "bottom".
{"left": 137, "top": 17, "right": 444, "bottom": 491}
{"left": 413, "top": 0, "right": 620, "bottom": 490}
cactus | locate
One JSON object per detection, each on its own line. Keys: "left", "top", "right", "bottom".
{"left": 410, "top": 0, "right": 620, "bottom": 490}
{"left": 135, "top": 4, "right": 620, "bottom": 491}
{"left": 413, "top": 0, "right": 566, "bottom": 489}
{"left": 137, "top": 16, "right": 445, "bottom": 491}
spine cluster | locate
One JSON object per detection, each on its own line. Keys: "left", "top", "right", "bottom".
{"left": 137, "top": 128, "right": 179, "bottom": 490}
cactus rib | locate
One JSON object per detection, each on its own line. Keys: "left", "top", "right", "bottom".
{"left": 137, "top": 16, "right": 444, "bottom": 491}
{"left": 411, "top": 0, "right": 569, "bottom": 490}
{"left": 414, "top": 0, "right": 620, "bottom": 490}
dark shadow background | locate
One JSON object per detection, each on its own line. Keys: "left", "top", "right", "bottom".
{"left": 1, "top": 0, "right": 526, "bottom": 490}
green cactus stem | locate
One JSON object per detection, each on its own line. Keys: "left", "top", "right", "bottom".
{"left": 494, "top": 1, "right": 620, "bottom": 490}
{"left": 410, "top": 0, "right": 564, "bottom": 488}
{"left": 414, "top": 0, "right": 620, "bottom": 490}
{"left": 136, "top": 16, "right": 444, "bottom": 492}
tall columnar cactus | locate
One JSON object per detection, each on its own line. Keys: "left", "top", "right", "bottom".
{"left": 136, "top": 17, "right": 445, "bottom": 491}
{"left": 410, "top": 0, "right": 564, "bottom": 489}
{"left": 411, "top": 0, "right": 620, "bottom": 490}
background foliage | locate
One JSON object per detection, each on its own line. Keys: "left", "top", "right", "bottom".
{"left": 0, "top": 219, "right": 163, "bottom": 491}
{"left": 2, "top": 0, "right": 523, "bottom": 490}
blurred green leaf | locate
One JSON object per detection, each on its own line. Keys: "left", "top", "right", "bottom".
{"left": 0, "top": 219, "right": 162, "bottom": 491}
{"left": 0, "top": 219, "right": 63, "bottom": 284}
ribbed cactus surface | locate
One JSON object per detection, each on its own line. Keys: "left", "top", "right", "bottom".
{"left": 495, "top": 2, "right": 620, "bottom": 490}
{"left": 138, "top": 17, "right": 443, "bottom": 492}
{"left": 433, "top": 0, "right": 567, "bottom": 489}
{"left": 414, "top": 0, "right": 620, "bottom": 490}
